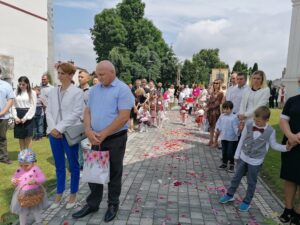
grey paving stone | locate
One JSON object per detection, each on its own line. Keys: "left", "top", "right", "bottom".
{"left": 41, "top": 110, "right": 284, "bottom": 225}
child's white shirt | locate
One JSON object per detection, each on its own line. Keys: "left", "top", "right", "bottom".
{"left": 234, "top": 122, "right": 287, "bottom": 165}
{"left": 215, "top": 113, "right": 239, "bottom": 141}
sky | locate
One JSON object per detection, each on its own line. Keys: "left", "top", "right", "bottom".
{"left": 53, "top": 0, "right": 292, "bottom": 80}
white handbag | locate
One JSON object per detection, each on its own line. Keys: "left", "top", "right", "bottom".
{"left": 81, "top": 139, "right": 110, "bottom": 184}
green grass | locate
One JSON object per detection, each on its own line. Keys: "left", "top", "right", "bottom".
{"left": 261, "top": 108, "right": 284, "bottom": 200}
{"left": 0, "top": 131, "right": 56, "bottom": 224}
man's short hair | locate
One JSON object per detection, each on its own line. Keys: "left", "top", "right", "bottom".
{"left": 254, "top": 106, "right": 271, "bottom": 120}
{"left": 222, "top": 101, "right": 234, "bottom": 110}
{"left": 237, "top": 72, "right": 247, "bottom": 80}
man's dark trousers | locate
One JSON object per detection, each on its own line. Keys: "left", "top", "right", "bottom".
{"left": 86, "top": 131, "right": 127, "bottom": 209}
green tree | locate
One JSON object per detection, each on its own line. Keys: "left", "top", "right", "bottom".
{"left": 91, "top": 9, "right": 127, "bottom": 62}
{"left": 232, "top": 60, "right": 249, "bottom": 75}
{"left": 251, "top": 62, "right": 258, "bottom": 74}
{"left": 91, "top": 0, "right": 177, "bottom": 84}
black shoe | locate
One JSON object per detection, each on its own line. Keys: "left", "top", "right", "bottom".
{"left": 104, "top": 204, "right": 119, "bottom": 222}
{"left": 279, "top": 208, "right": 295, "bottom": 223}
{"left": 218, "top": 164, "right": 227, "bottom": 170}
{"left": 72, "top": 204, "right": 98, "bottom": 219}
{"left": 227, "top": 165, "right": 234, "bottom": 173}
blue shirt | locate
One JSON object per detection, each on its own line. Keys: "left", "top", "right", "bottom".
{"left": 215, "top": 112, "right": 239, "bottom": 141}
{"left": 0, "top": 80, "right": 15, "bottom": 119}
{"left": 88, "top": 78, "right": 135, "bottom": 132}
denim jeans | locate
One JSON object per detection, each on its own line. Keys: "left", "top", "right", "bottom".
{"left": 227, "top": 159, "right": 262, "bottom": 204}
{"left": 33, "top": 115, "right": 44, "bottom": 138}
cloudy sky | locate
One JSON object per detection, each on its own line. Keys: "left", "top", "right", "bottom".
{"left": 53, "top": 0, "right": 292, "bottom": 80}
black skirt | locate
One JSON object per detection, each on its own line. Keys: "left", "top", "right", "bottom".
{"left": 280, "top": 144, "right": 300, "bottom": 185}
{"left": 14, "top": 108, "right": 33, "bottom": 139}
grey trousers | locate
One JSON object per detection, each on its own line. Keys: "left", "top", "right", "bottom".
{"left": 227, "top": 159, "right": 262, "bottom": 204}
{"left": 0, "top": 119, "right": 9, "bottom": 161}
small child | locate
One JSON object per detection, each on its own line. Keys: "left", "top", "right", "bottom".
{"left": 10, "top": 149, "right": 47, "bottom": 225}
{"left": 195, "top": 107, "right": 205, "bottom": 130}
{"left": 219, "top": 106, "right": 291, "bottom": 212}
{"left": 137, "top": 104, "right": 151, "bottom": 132}
{"left": 32, "top": 86, "right": 44, "bottom": 141}
{"left": 215, "top": 101, "right": 239, "bottom": 172}
{"left": 180, "top": 99, "right": 188, "bottom": 125}
{"left": 149, "top": 93, "right": 157, "bottom": 127}
{"left": 186, "top": 94, "right": 194, "bottom": 115}
{"left": 156, "top": 95, "right": 165, "bottom": 128}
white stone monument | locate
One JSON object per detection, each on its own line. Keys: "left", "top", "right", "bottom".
{"left": 283, "top": 0, "right": 300, "bottom": 98}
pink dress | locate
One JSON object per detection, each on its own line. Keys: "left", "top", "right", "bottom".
{"left": 10, "top": 165, "right": 48, "bottom": 214}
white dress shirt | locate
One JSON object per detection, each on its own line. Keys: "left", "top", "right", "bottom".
{"left": 234, "top": 123, "right": 287, "bottom": 165}
{"left": 12, "top": 90, "right": 37, "bottom": 121}
{"left": 46, "top": 85, "right": 84, "bottom": 134}
{"left": 215, "top": 113, "right": 239, "bottom": 141}
{"left": 226, "top": 84, "right": 249, "bottom": 114}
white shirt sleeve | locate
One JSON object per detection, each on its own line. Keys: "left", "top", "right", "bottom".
{"left": 23, "top": 91, "right": 37, "bottom": 121}
{"left": 269, "top": 130, "right": 287, "bottom": 152}
{"left": 234, "top": 126, "right": 247, "bottom": 159}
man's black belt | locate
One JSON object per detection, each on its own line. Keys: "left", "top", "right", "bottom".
{"left": 105, "top": 129, "right": 127, "bottom": 141}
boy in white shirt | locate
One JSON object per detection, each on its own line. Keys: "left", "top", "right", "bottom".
{"left": 215, "top": 101, "right": 239, "bottom": 172}
{"left": 219, "top": 106, "right": 292, "bottom": 212}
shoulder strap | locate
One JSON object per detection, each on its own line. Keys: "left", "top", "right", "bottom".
{"left": 57, "top": 88, "right": 63, "bottom": 120}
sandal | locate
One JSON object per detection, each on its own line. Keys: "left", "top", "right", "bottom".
{"left": 279, "top": 208, "right": 294, "bottom": 223}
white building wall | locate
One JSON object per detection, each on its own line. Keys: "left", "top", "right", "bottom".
{"left": 0, "top": 0, "right": 48, "bottom": 88}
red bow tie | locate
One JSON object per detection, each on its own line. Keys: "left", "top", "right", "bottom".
{"left": 252, "top": 126, "right": 264, "bottom": 133}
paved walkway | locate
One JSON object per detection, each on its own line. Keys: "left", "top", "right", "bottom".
{"left": 41, "top": 110, "right": 284, "bottom": 225}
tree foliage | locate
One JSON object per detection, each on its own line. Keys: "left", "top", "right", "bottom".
{"left": 91, "top": 0, "right": 177, "bottom": 84}
{"left": 181, "top": 49, "right": 227, "bottom": 85}
{"left": 232, "top": 60, "right": 249, "bottom": 75}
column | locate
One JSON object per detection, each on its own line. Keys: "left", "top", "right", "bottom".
{"left": 283, "top": 0, "right": 300, "bottom": 98}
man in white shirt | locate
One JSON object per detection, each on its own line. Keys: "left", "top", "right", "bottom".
{"left": 0, "top": 68, "right": 15, "bottom": 164}
{"left": 226, "top": 72, "right": 249, "bottom": 114}
{"left": 40, "top": 74, "right": 53, "bottom": 136}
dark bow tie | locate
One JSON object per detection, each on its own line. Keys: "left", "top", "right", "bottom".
{"left": 252, "top": 126, "right": 264, "bottom": 133}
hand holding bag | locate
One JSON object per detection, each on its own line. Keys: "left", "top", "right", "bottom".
{"left": 57, "top": 88, "right": 86, "bottom": 146}
{"left": 81, "top": 138, "right": 110, "bottom": 184}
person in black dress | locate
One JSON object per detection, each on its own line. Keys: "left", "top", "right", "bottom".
{"left": 279, "top": 77, "right": 300, "bottom": 224}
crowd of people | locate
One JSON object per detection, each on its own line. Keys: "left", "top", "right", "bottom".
{"left": 0, "top": 64, "right": 300, "bottom": 224}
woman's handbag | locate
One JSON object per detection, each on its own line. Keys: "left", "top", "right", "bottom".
{"left": 17, "top": 186, "right": 45, "bottom": 208}
{"left": 57, "top": 88, "right": 86, "bottom": 146}
{"left": 81, "top": 139, "right": 110, "bottom": 184}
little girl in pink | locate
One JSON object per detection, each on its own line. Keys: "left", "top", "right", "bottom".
{"left": 10, "top": 149, "right": 48, "bottom": 225}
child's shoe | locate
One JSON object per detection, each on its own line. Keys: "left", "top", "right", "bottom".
{"left": 227, "top": 164, "right": 234, "bottom": 173}
{"left": 279, "top": 208, "right": 295, "bottom": 223}
{"left": 239, "top": 202, "right": 251, "bottom": 212}
{"left": 218, "top": 164, "right": 227, "bottom": 170}
{"left": 219, "top": 194, "right": 234, "bottom": 204}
